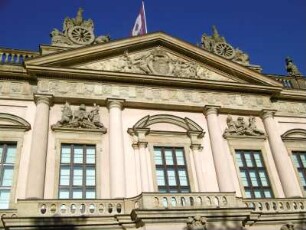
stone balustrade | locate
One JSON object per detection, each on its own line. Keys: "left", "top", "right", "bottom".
{"left": 139, "top": 192, "right": 245, "bottom": 209}
{"left": 273, "top": 75, "right": 306, "bottom": 90}
{"left": 0, "top": 48, "right": 38, "bottom": 65}
{"left": 16, "top": 199, "right": 129, "bottom": 217}
{"left": 1, "top": 194, "right": 305, "bottom": 219}
{"left": 243, "top": 198, "right": 306, "bottom": 213}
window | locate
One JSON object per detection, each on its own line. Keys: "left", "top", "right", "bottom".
{"left": 0, "top": 143, "right": 16, "bottom": 209}
{"left": 292, "top": 151, "right": 306, "bottom": 191}
{"left": 154, "top": 147, "right": 190, "bottom": 193}
{"left": 235, "top": 150, "right": 273, "bottom": 198}
{"left": 59, "top": 144, "right": 96, "bottom": 199}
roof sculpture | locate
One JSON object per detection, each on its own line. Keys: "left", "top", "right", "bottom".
{"left": 50, "top": 8, "right": 110, "bottom": 47}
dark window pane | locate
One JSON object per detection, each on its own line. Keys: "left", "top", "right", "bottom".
{"left": 235, "top": 150, "right": 273, "bottom": 198}
{"left": 59, "top": 144, "right": 96, "bottom": 199}
{"left": 154, "top": 147, "right": 190, "bottom": 193}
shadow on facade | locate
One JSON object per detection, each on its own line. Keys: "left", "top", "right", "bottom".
{"left": 31, "top": 216, "right": 87, "bottom": 230}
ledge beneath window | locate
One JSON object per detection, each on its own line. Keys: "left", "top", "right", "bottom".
{"left": 51, "top": 126, "right": 107, "bottom": 134}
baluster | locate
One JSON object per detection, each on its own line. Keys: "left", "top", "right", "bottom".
{"left": 0, "top": 52, "right": 3, "bottom": 63}
{"left": 4, "top": 53, "right": 9, "bottom": 63}
{"left": 16, "top": 54, "right": 21, "bottom": 63}
{"left": 10, "top": 53, "right": 15, "bottom": 63}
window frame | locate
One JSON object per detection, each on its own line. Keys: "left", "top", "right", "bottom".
{"left": 291, "top": 151, "right": 306, "bottom": 191}
{"left": 283, "top": 140, "right": 306, "bottom": 196}
{"left": 147, "top": 134, "right": 196, "bottom": 193}
{"left": 0, "top": 131, "right": 24, "bottom": 209}
{"left": 58, "top": 144, "right": 96, "bottom": 199}
{"left": 153, "top": 146, "right": 191, "bottom": 193}
{"left": 52, "top": 130, "right": 104, "bottom": 199}
{"left": 227, "top": 138, "right": 279, "bottom": 198}
{"left": 235, "top": 149, "right": 274, "bottom": 198}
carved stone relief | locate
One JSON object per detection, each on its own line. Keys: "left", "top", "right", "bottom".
{"left": 51, "top": 102, "right": 106, "bottom": 132}
{"left": 36, "top": 79, "right": 306, "bottom": 116}
{"left": 224, "top": 115, "right": 265, "bottom": 137}
{"left": 76, "top": 47, "right": 236, "bottom": 82}
{"left": 280, "top": 223, "right": 295, "bottom": 230}
{"left": 0, "top": 81, "right": 33, "bottom": 97}
{"left": 187, "top": 216, "right": 207, "bottom": 230}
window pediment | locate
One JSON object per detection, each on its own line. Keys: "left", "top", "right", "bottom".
{"left": 281, "top": 129, "right": 306, "bottom": 141}
{"left": 0, "top": 113, "right": 31, "bottom": 131}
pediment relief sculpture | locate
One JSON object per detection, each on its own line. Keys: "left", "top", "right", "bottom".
{"left": 51, "top": 102, "right": 107, "bottom": 133}
{"left": 77, "top": 47, "right": 236, "bottom": 82}
{"left": 224, "top": 115, "right": 265, "bottom": 138}
{"left": 50, "top": 8, "right": 110, "bottom": 48}
{"left": 187, "top": 216, "right": 207, "bottom": 230}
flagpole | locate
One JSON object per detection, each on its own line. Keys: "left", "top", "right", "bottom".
{"left": 142, "top": 1, "right": 148, "bottom": 33}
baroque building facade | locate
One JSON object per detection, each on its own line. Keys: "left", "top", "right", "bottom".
{"left": 0, "top": 9, "right": 305, "bottom": 230}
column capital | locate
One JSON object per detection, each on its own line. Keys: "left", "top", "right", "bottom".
{"left": 260, "top": 109, "right": 277, "bottom": 120}
{"left": 34, "top": 94, "right": 53, "bottom": 106}
{"left": 106, "top": 98, "right": 125, "bottom": 110}
{"left": 203, "top": 105, "right": 221, "bottom": 116}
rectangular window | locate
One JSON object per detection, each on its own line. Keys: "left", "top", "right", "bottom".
{"left": 154, "top": 147, "right": 190, "bottom": 193}
{"left": 0, "top": 143, "right": 17, "bottom": 209}
{"left": 59, "top": 144, "right": 96, "bottom": 199}
{"left": 235, "top": 150, "right": 273, "bottom": 198}
{"left": 292, "top": 151, "right": 306, "bottom": 191}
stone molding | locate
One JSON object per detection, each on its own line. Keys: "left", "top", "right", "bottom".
{"left": 203, "top": 105, "right": 221, "bottom": 116}
{"left": 281, "top": 129, "right": 306, "bottom": 141}
{"left": 106, "top": 98, "right": 125, "bottom": 110}
{"left": 0, "top": 113, "right": 31, "bottom": 131}
{"left": 34, "top": 94, "right": 53, "bottom": 106}
{"left": 128, "top": 114, "right": 204, "bottom": 149}
{"left": 260, "top": 109, "right": 277, "bottom": 120}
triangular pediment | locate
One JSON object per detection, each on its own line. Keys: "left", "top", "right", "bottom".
{"left": 25, "top": 32, "right": 283, "bottom": 92}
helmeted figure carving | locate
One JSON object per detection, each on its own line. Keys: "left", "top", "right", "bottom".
{"left": 224, "top": 115, "right": 265, "bottom": 137}
{"left": 285, "top": 57, "right": 301, "bottom": 76}
{"left": 187, "top": 216, "right": 207, "bottom": 230}
{"left": 50, "top": 8, "right": 110, "bottom": 47}
{"left": 52, "top": 102, "right": 107, "bottom": 132}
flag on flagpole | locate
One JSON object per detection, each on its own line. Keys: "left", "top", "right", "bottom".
{"left": 131, "top": 1, "right": 147, "bottom": 36}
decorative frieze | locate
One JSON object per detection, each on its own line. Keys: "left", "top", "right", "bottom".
{"left": 224, "top": 115, "right": 265, "bottom": 138}
{"left": 36, "top": 79, "right": 306, "bottom": 116}
{"left": 51, "top": 102, "right": 107, "bottom": 132}
{"left": 0, "top": 81, "right": 33, "bottom": 98}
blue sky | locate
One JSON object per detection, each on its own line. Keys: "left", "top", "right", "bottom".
{"left": 1, "top": 0, "right": 305, "bottom": 75}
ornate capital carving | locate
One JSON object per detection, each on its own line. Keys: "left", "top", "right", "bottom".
{"left": 34, "top": 94, "right": 53, "bottom": 106}
{"left": 203, "top": 105, "right": 220, "bottom": 116}
{"left": 280, "top": 222, "right": 295, "bottom": 230}
{"left": 260, "top": 109, "right": 277, "bottom": 120}
{"left": 106, "top": 98, "right": 125, "bottom": 110}
{"left": 187, "top": 216, "right": 207, "bottom": 230}
{"left": 127, "top": 128, "right": 150, "bottom": 148}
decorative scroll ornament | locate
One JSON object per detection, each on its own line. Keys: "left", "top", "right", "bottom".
{"left": 51, "top": 102, "right": 107, "bottom": 132}
{"left": 187, "top": 216, "right": 207, "bottom": 230}
{"left": 224, "top": 115, "right": 265, "bottom": 137}
{"left": 201, "top": 26, "right": 261, "bottom": 71}
{"left": 50, "top": 8, "right": 110, "bottom": 47}
{"left": 285, "top": 57, "right": 302, "bottom": 76}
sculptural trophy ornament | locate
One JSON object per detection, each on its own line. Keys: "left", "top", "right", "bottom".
{"left": 224, "top": 115, "right": 265, "bottom": 137}
{"left": 201, "top": 26, "right": 262, "bottom": 72}
{"left": 52, "top": 102, "right": 107, "bottom": 133}
{"left": 187, "top": 216, "right": 207, "bottom": 230}
{"left": 50, "top": 8, "right": 110, "bottom": 47}
{"left": 285, "top": 57, "right": 302, "bottom": 76}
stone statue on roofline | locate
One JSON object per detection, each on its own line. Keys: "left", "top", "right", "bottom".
{"left": 50, "top": 8, "right": 110, "bottom": 48}
{"left": 201, "top": 26, "right": 261, "bottom": 72}
{"left": 285, "top": 57, "right": 301, "bottom": 76}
